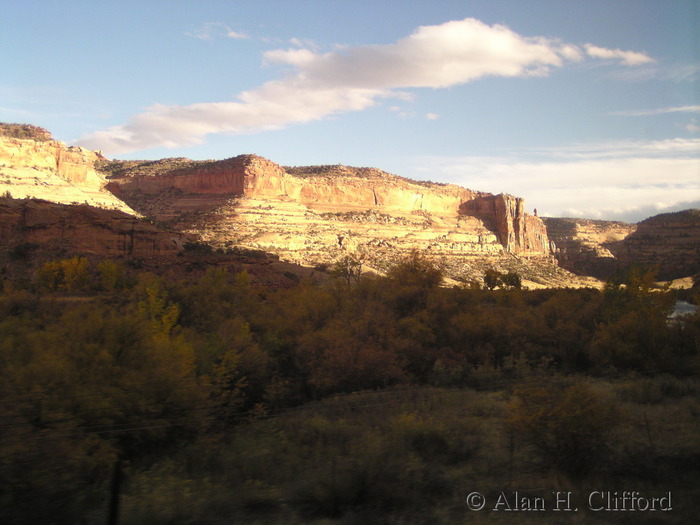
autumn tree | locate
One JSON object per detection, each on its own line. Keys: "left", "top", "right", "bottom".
{"left": 331, "top": 254, "right": 363, "bottom": 285}
{"left": 35, "top": 256, "right": 90, "bottom": 291}
{"left": 591, "top": 265, "right": 675, "bottom": 372}
{"left": 483, "top": 268, "right": 502, "bottom": 290}
{"left": 507, "top": 381, "right": 619, "bottom": 480}
{"left": 386, "top": 250, "right": 442, "bottom": 288}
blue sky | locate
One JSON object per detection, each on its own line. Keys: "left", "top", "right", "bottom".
{"left": 2, "top": 0, "right": 698, "bottom": 221}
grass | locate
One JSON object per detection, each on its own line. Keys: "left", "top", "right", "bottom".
{"left": 114, "top": 380, "right": 700, "bottom": 524}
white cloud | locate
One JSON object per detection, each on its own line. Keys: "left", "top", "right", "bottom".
{"left": 79, "top": 18, "right": 654, "bottom": 155}
{"left": 426, "top": 113, "right": 440, "bottom": 120}
{"left": 584, "top": 44, "right": 655, "bottom": 66}
{"left": 186, "top": 22, "right": 248, "bottom": 40}
{"left": 611, "top": 105, "right": 700, "bottom": 117}
{"left": 414, "top": 139, "right": 700, "bottom": 222}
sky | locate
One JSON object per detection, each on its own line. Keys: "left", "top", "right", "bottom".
{"left": 1, "top": 0, "right": 698, "bottom": 222}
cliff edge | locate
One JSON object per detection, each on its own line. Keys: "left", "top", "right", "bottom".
{"left": 99, "top": 155, "right": 550, "bottom": 270}
{"left": 0, "top": 123, "right": 135, "bottom": 214}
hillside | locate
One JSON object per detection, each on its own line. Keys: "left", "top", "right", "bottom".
{"left": 2, "top": 123, "right": 697, "bottom": 287}
{"left": 0, "top": 124, "right": 134, "bottom": 213}
{"left": 544, "top": 211, "right": 700, "bottom": 281}
{"left": 101, "top": 154, "right": 571, "bottom": 286}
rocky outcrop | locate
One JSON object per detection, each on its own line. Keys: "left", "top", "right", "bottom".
{"left": 1, "top": 124, "right": 570, "bottom": 284}
{"left": 460, "top": 194, "right": 550, "bottom": 255}
{"left": 615, "top": 210, "right": 700, "bottom": 280}
{"left": 543, "top": 211, "right": 700, "bottom": 281}
{"left": 0, "top": 125, "right": 134, "bottom": 213}
{"left": 0, "top": 198, "right": 187, "bottom": 257}
{"left": 543, "top": 217, "right": 635, "bottom": 278}
{"left": 106, "top": 156, "right": 487, "bottom": 214}
{"left": 101, "top": 154, "right": 561, "bottom": 283}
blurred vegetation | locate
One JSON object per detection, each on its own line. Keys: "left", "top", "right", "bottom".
{"left": 0, "top": 123, "right": 52, "bottom": 142}
{"left": 0, "top": 252, "right": 698, "bottom": 523}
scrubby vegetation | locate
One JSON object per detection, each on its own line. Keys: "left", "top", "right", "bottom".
{"left": 0, "top": 123, "right": 52, "bottom": 141}
{"left": 0, "top": 252, "right": 698, "bottom": 523}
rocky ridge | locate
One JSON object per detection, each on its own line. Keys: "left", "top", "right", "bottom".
{"left": 544, "top": 211, "right": 700, "bottom": 281}
{"left": 542, "top": 217, "right": 637, "bottom": 279}
{"left": 616, "top": 210, "right": 700, "bottom": 280}
{"left": 5, "top": 123, "right": 695, "bottom": 287}
{"left": 0, "top": 197, "right": 187, "bottom": 258}
{"left": 102, "top": 154, "right": 564, "bottom": 284}
{"left": 0, "top": 124, "right": 134, "bottom": 214}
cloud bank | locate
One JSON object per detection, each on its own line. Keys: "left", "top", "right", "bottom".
{"left": 78, "top": 18, "right": 652, "bottom": 155}
{"left": 415, "top": 138, "right": 700, "bottom": 222}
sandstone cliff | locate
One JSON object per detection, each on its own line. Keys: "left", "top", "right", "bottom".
{"left": 615, "top": 210, "right": 700, "bottom": 281}
{"left": 542, "top": 217, "right": 636, "bottom": 279}
{"left": 0, "top": 197, "right": 187, "bottom": 257}
{"left": 102, "top": 154, "right": 560, "bottom": 283}
{"left": 543, "top": 211, "right": 700, "bottom": 281}
{"left": 0, "top": 124, "right": 134, "bottom": 214}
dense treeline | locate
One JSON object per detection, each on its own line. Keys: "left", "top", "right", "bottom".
{"left": 0, "top": 254, "right": 698, "bottom": 523}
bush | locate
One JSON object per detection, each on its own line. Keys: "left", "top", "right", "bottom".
{"left": 386, "top": 250, "right": 442, "bottom": 288}
{"left": 507, "top": 381, "right": 620, "bottom": 480}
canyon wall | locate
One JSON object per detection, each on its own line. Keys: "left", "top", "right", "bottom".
{"left": 460, "top": 194, "right": 550, "bottom": 255}
{"left": 0, "top": 197, "right": 187, "bottom": 257}
{"left": 542, "top": 217, "right": 635, "bottom": 279}
{"left": 615, "top": 210, "right": 700, "bottom": 281}
{"left": 544, "top": 211, "right": 700, "bottom": 281}
{"left": 0, "top": 126, "right": 134, "bottom": 213}
{"left": 107, "top": 156, "right": 484, "bottom": 214}
{"left": 106, "top": 155, "right": 551, "bottom": 260}
{"left": 1, "top": 124, "right": 569, "bottom": 284}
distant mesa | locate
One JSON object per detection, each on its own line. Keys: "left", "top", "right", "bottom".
{"left": 100, "top": 152, "right": 563, "bottom": 284}
{"left": 543, "top": 211, "right": 700, "bottom": 281}
{"left": 0, "top": 122, "right": 132, "bottom": 213}
{"left": 1, "top": 122, "right": 697, "bottom": 286}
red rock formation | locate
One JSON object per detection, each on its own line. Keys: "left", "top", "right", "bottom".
{"left": 0, "top": 198, "right": 187, "bottom": 257}
{"left": 0, "top": 128, "right": 133, "bottom": 213}
{"left": 542, "top": 217, "right": 634, "bottom": 278}
{"left": 459, "top": 194, "right": 550, "bottom": 255}
{"left": 543, "top": 211, "right": 700, "bottom": 281}
{"left": 614, "top": 210, "right": 700, "bottom": 280}
{"left": 106, "top": 155, "right": 551, "bottom": 257}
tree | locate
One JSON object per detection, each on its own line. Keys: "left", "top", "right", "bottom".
{"left": 331, "top": 254, "right": 363, "bottom": 285}
{"left": 386, "top": 250, "right": 442, "bottom": 288}
{"left": 35, "top": 256, "right": 90, "bottom": 291}
{"left": 483, "top": 269, "right": 502, "bottom": 290}
{"left": 591, "top": 265, "right": 675, "bottom": 372}
{"left": 97, "top": 260, "right": 129, "bottom": 292}
{"left": 502, "top": 271, "right": 522, "bottom": 290}
{"left": 507, "top": 381, "right": 619, "bottom": 480}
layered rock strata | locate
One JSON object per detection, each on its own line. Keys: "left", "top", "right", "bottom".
{"left": 0, "top": 198, "right": 187, "bottom": 257}
{"left": 616, "top": 210, "right": 700, "bottom": 281}
{"left": 542, "top": 217, "right": 636, "bottom": 279}
{"left": 0, "top": 125, "right": 134, "bottom": 214}
{"left": 544, "top": 211, "right": 700, "bottom": 281}
{"left": 460, "top": 194, "right": 551, "bottom": 255}
{"left": 103, "top": 155, "right": 554, "bottom": 281}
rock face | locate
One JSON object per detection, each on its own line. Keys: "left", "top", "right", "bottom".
{"left": 0, "top": 125, "right": 134, "bottom": 214}
{"left": 0, "top": 197, "right": 187, "bottom": 257}
{"left": 103, "top": 154, "right": 558, "bottom": 282}
{"left": 542, "top": 217, "right": 636, "bottom": 279}
{"left": 543, "top": 211, "right": 700, "bottom": 281}
{"left": 460, "top": 194, "right": 550, "bottom": 255}
{"left": 615, "top": 210, "right": 700, "bottom": 281}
